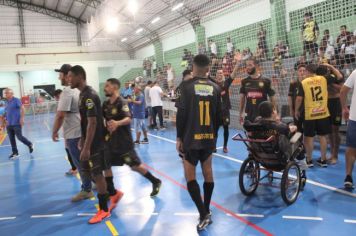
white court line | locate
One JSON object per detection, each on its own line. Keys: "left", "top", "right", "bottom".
{"left": 344, "top": 219, "right": 356, "bottom": 224}
{"left": 147, "top": 133, "right": 356, "bottom": 198}
{"left": 77, "top": 213, "right": 95, "bottom": 217}
{"left": 174, "top": 212, "right": 199, "bottom": 216}
{"left": 123, "top": 212, "right": 158, "bottom": 216}
{"left": 226, "top": 213, "right": 264, "bottom": 218}
{"left": 282, "top": 216, "right": 323, "bottom": 221}
{"left": 31, "top": 214, "right": 63, "bottom": 218}
{"left": 0, "top": 138, "right": 64, "bottom": 148}
{"left": 0, "top": 154, "right": 63, "bottom": 167}
{"left": 0, "top": 217, "right": 16, "bottom": 221}
{"left": 216, "top": 146, "right": 223, "bottom": 150}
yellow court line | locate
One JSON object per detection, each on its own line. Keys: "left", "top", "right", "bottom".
{"left": 105, "top": 221, "right": 119, "bottom": 236}
{"left": 65, "top": 156, "right": 119, "bottom": 235}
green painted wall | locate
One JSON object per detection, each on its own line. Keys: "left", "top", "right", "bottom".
{"left": 118, "top": 67, "right": 143, "bottom": 82}
{"left": 163, "top": 42, "right": 196, "bottom": 76}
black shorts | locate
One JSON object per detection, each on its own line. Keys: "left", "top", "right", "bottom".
{"left": 303, "top": 41, "right": 317, "bottom": 52}
{"left": 81, "top": 150, "right": 105, "bottom": 177}
{"left": 303, "top": 117, "right": 331, "bottom": 137}
{"left": 222, "top": 109, "right": 230, "bottom": 126}
{"left": 104, "top": 149, "right": 141, "bottom": 169}
{"left": 328, "top": 98, "right": 342, "bottom": 126}
{"left": 184, "top": 149, "right": 213, "bottom": 166}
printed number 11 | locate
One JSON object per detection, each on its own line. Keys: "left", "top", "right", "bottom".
{"left": 199, "top": 101, "right": 210, "bottom": 126}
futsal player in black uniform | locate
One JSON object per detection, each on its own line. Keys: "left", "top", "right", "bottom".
{"left": 239, "top": 59, "right": 276, "bottom": 123}
{"left": 69, "top": 65, "right": 109, "bottom": 224}
{"left": 102, "top": 78, "right": 162, "bottom": 212}
{"left": 215, "top": 69, "right": 234, "bottom": 153}
{"left": 176, "top": 55, "right": 221, "bottom": 231}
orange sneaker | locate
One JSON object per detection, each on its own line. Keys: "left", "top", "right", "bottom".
{"left": 88, "top": 210, "right": 110, "bottom": 224}
{"left": 108, "top": 190, "right": 124, "bottom": 212}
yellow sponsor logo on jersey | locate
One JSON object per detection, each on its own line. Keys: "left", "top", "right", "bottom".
{"left": 86, "top": 99, "right": 94, "bottom": 110}
{"left": 122, "top": 105, "right": 130, "bottom": 112}
{"left": 111, "top": 108, "right": 118, "bottom": 115}
{"left": 194, "top": 133, "right": 214, "bottom": 140}
{"left": 194, "top": 84, "right": 213, "bottom": 96}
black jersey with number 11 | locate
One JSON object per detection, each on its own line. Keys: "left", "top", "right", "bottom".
{"left": 176, "top": 77, "right": 221, "bottom": 151}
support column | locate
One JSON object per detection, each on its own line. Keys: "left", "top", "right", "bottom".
{"left": 76, "top": 21, "right": 82, "bottom": 46}
{"left": 17, "top": 2, "right": 26, "bottom": 48}
{"left": 194, "top": 24, "right": 207, "bottom": 50}
{"left": 270, "top": 0, "right": 288, "bottom": 46}
{"left": 153, "top": 40, "right": 164, "bottom": 69}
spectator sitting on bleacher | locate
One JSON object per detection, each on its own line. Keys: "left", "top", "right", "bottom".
{"left": 341, "top": 38, "right": 356, "bottom": 77}
{"left": 233, "top": 49, "right": 242, "bottom": 64}
{"left": 320, "top": 29, "right": 335, "bottom": 61}
{"left": 272, "top": 47, "right": 283, "bottom": 76}
{"left": 275, "top": 41, "right": 288, "bottom": 58}
{"left": 294, "top": 55, "right": 310, "bottom": 71}
{"left": 209, "top": 39, "right": 217, "bottom": 57}
{"left": 257, "top": 23, "right": 268, "bottom": 60}
{"left": 336, "top": 25, "right": 352, "bottom": 56}
{"left": 318, "top": 48, "right": 329, "bottom": 65}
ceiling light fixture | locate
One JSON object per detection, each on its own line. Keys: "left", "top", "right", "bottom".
{"left": 172, "top": 2, "right": 184, "bottom": 11}
{"left": 128, "top": 0, "right": 139, "bottom": 15}
{"left": 121, "top": 38, "right": 128, "bottom": 42}
{"left": 105, "top": 17, "right": 119, "bottom": 33}
{"left": 136, "top": 28, "right": 143, "bottom": 34}
{"left": 151, "top": 17, "right": 161, "bottom": 24}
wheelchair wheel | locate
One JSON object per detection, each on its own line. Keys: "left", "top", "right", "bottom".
{"left": 281, "top": 161, "right": 301, "bottom": 205}
{"left": 239, "top": 157, "right": 260, "bottom": 196}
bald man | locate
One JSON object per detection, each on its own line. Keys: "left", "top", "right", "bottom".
{"left": 4, "top": 89, "right": 34, "bottom": 159}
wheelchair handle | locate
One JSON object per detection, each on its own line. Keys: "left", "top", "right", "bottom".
{"left": 232, "top": 133, "right": 275, "bottom": 143}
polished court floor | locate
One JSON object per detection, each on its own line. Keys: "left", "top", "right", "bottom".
{"left": 0, "top": 114, "right": 355, "bottom": 236}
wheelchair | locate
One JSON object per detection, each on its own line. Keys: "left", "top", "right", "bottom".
{"left": 232, "top": 121, "right": 305, "bottom": 205}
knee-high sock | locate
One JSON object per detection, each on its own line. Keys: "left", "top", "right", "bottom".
{"left": 187, "top": 180, "right": 207, "bottom": 219}
{"left": 105, "top": 177, "right": 117, "bottom": 196}
{"left": 203, "top": 182, "right": 214, "bottom": 212}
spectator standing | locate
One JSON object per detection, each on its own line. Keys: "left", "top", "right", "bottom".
{"left": 340, "top": 69, "right": 356, "bottom": 189}
{"left": 198, "top": 43, "right": 206, "bottom": 55}
{"left": 257, "top": 23, "right": 268, "bottom": 60}
{"left": 226, "top": 37, "right": 234, "bottom": 54}
{"left": 209, "top": 40, "right": 217, "bottom": 57}
{"left": 149, "top": 82, "right": 166, "bottom": 130}
{"left": 301, "top": 12, "right": 319, "bottom": 62}
{"left": 4, "top": 88, "right": 34, "bottom": 159}
{"left": 130, "top": 86, "right": 149, "bottom": 144}
{"left": 166, "top": 63, "right": 176, "bottom": 90}
{"left": 144, "top": 81, "right": 153, "bottom": 129}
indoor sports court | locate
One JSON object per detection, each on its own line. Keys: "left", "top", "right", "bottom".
{"left": 0, "top": 0, "right": 355, "bottom": 235}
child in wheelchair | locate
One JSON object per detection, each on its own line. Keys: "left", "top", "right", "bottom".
{"left": 249, "top": 101, "right": 308, "bottom": 189}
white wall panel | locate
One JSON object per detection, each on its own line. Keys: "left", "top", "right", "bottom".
{"left": 161, "top": 25, "right": 196, "bottom": 52}
{"left": 202, "top": 0, "right": 271, "bottom": 38}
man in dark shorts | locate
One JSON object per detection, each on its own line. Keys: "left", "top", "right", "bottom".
{"left": 102, "top": 78, "right": 162, "bottom": 212}
{"left": 239, "top": 58, "right": 276, "bottom": 124}
{"left": 288, "top": 64, "right": 307, "bottom": 132}
{"left": 295, "top": 64, "right": 343, "bottom": 168}
{"left": 316, "top": 64, "right": 344, "bottom": 164}
{"left": 215, "top": 69, "right": 234, "bottom": 153}
{"left": 176, "top": 54, "right": 221, "bottom": 231}
{"left": 301, "top": 12, "right": 319, "bottom": 62}
{"left": 69, "top": 65, "right": 109, "bottom": 224}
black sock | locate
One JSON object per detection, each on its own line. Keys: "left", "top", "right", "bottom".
{"left": 203, "top": 182, "right": 214, "bottom": 212}
{"left": 97, "top": 193, "right": 109, "bottom": 212}
{"left": 144, "top": 171, "right": 160, "bottom": 184}
{"left": 105, "top": 177, "right": 117, "bottom": 196}
{"left": 223, "top": 125, "right": 229, "bottom": 147}
{"left": 187, "top": 180, "right": 207, "bottom": 219}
